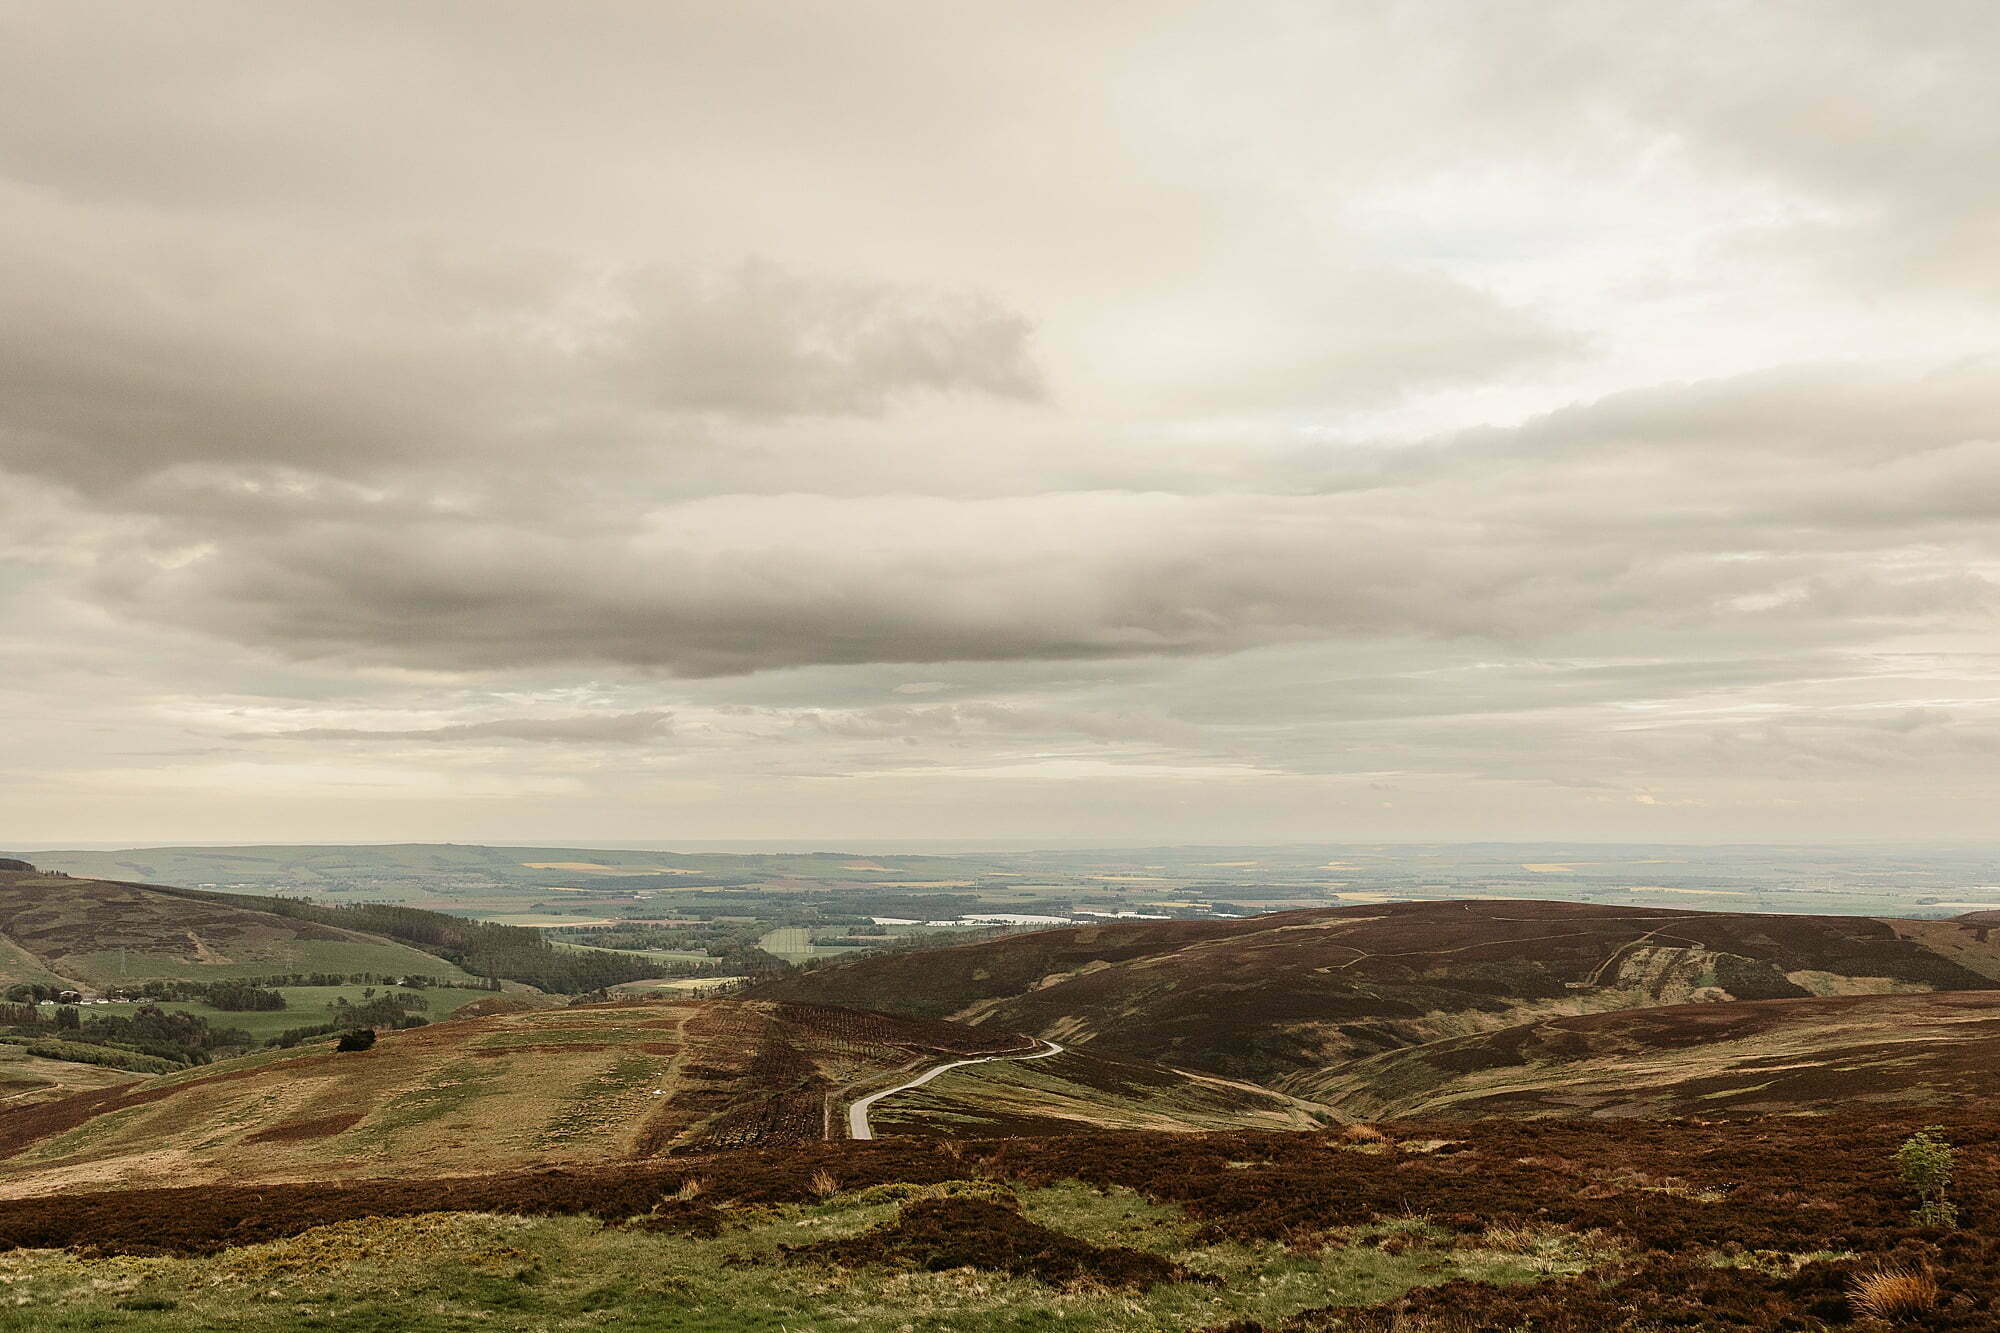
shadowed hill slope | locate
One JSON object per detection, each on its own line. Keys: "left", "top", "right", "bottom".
{"left": 754, "top": 899, "right": 2000, "bottom": 1088}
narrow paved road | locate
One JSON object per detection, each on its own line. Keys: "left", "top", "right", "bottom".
{"left": 847, "top": 1040, "right": 1065, "bottom": 1140}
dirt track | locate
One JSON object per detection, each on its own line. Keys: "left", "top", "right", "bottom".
{"left": 847, "top": 1039, "right": 1064, "bottom": 1139}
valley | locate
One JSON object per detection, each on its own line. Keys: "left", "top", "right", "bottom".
{"left": 5, "top": 849, "right": 2000, "bottom": 1327}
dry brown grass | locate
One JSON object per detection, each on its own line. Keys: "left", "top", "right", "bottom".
{"left": 1587, "top": 1165, "right": 1729, "bottom": 1204}
{"left": 808, "top": 1168, "right": 839, "bottom": 1199}
{"left": 1849, "top": 1266, "right": 1940, "bottom": 1321}
{"left": 672, "top": 1177, "right": 705, "bottom": 1201}
{"left": 1341, "top": 1123, "right": 1390, "bottom": 1144}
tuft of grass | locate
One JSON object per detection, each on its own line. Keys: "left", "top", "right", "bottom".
{"left": 1849, "top": 1266, "right": 1940, "bottom": 1321}
{"left": 1471, "top": 1222, "right": 1621, "bottom": 1274}
{"left": 809, "top": 1167, "right": 840, "bottom": 1199}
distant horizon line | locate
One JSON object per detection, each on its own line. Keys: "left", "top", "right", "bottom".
{"left": 9, "top": 837, "right": 2000, "bottom": 853}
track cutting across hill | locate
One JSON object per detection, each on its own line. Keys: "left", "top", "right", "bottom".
{"left": 847, "top": 1039, "right": 1064, "bottom": 1139}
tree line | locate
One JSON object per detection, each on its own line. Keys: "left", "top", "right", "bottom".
{"left": 136, "top": 885, "right": 672, "bottom": 993}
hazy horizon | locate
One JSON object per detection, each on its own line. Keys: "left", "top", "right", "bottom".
{"left": 6, "top": 2, "right": 1999, "bottom": 844}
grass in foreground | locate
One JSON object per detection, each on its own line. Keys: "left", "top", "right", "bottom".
{"left": 0, "top": 1182, "right": 1570, "bottom": 1332}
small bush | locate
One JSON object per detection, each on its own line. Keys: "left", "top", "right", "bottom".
{"left": 1849, "top": 1266, "right": 1939, "bottom": 1321}
{"left": 1894, "top": 1127, "right": 1956, "bottom": 1228}
{"left": 334, "top": 1028, "right": 377, "bottom": 1052}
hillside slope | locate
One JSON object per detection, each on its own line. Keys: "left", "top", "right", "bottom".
{"left": 1305, "top": 988, "right": 2000, "bottom": 1119}
{"left": 867, "top": 1044, "right": 1331, "bottom": 1138}
{"left": 0, "top": 998, "right": 1022, "bottom": 1196}
{"left": 755, "top": 899, "right": 2000, "bottom": 1089}
{"left": 0, "top": 869, "right": 475, "bottom": 989}
{"left": 0, "top": 995, "right": 1334, "bottom": 1197}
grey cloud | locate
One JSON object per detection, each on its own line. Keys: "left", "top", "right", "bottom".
{"left": 84, "top": 361, "right": 2000, "bottom": 676}
{"left": 0, "top": 227, "right": 1041, "bottom": 497}
{"left": 598, "top": 262, "right": 1041, "bottom": 417}
{"left": 11, "top": 0, "right": 2000, "bottom": 841}
{"left": 242, "top": 711, "right": 674, "bottom": 745}
{"left": 795, "top": 703, "right": 1205, "bottom": 748}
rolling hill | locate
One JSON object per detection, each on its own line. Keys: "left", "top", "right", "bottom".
{"left": 755, "top": 898, "right": 2000, "bottom": 1097}
{"left": 0, "top": 996, "right": 1320, "bottom": 1197}
{"left": 1304, "top": 988, "right": 2000, "bottom": 1120}
{"left": 0, "top": 998, "right": 1009, "bottom": 1195}
{"left": 0, "top": 867, "right": 477, "bottom": 990}
{"left": 9, "top": 896, "right": 2000, "bottom": 1329}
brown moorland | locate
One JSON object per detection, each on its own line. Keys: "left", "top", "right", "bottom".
{"left": 1303, "top": 988, "right": 2000, "bottom": 1119}
{"left": 0, "top": 998, "right": 1036, "bottom": 1196}
{"left": 2, "top": 1109, "right": 2000, "bottom": 1327}
{"left": 755, "top": 899, "right": 2000, "bottom": 1092}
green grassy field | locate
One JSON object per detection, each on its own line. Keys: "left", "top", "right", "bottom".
{"left": 0, "top": 1182, "right": 1567, "bottom": 1332}
{"left": 70, "top": 984, "right": 502, "bottom": 1043}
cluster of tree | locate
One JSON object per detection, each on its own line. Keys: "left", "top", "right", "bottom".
{"left": 267, "top": 992, "right": 431, "bottom": 1049}
{"left": 546, "top": 921, "right": 792, "bottom": 974}
{"left": 136, "top": 885, "right": 669, "bottom": 994}
{"left": 0, "top": 1035, "right": 179, "bottom": 1074}
{"left": 94, "top": 981, "right": 287, "bottom": 1011}
{"left": 2, "top": 984, "right": 78, "bottom": 1004}
{"left": 785, "top": 923, "right": 1022, "bottom": 971}
{"left": 0, "top": 1002, "right": 249, "bottom": 1066}
{"left": 117, "top": 971, "right": 460, "bottom": 991}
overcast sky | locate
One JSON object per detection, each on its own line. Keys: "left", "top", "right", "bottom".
{"left": 4, "top": 1, "right": 1999, "bottom": 846}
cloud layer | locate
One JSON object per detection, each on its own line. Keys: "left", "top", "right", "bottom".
{"left": 4, "top": 0, "right": 1999, "bottom": 842}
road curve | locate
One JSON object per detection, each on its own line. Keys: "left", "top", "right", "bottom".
{"left": 847, "top": 1040, "right": 1065, "bottom": 1140}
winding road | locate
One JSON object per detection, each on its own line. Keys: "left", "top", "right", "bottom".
{"left": 847, "top": 1039, "right": 1065, "bottom": 1140}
